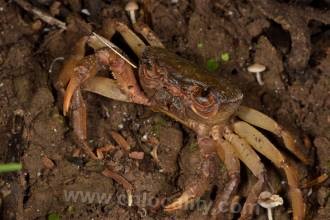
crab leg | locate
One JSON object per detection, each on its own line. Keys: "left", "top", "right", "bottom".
{"left": 164, "top": 137, "right": 216, "bottom": 212}
{"left": 98, "top": 20, "right": 164, "bottom": 58}
{"left": 223, "top": 127, "right": 267, "bottom": 220}
{"left": 232, "top": 121, "right": 305, "bottom": 220}
{"left": 236, "top": 106, "right": 310, "bottom": 165}
{"left": 101, "top": 19, "right": 146, "bottom": 57}
{"left": 70, "top": 89, "right": 98, "bottom": 160}
{"left": 210, "top": 138, "right": 240, "bottom": 219}
{"left": 133, "top": 22, "right": 165, "bottom": 48}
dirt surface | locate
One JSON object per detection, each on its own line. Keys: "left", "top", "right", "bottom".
{"left": 0, "top": 0, "right": 329, "bottom": 219}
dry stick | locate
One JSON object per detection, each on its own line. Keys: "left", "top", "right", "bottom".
{"left": 15, "top": 1, "right": 137, "bottom": 69}
{"left": 102, "top": 168, "right": 134, "bottom": 206}
{"left": 302, "top": 173, "right": 329, "bottom": 189}
{"left": 13, "top": 0, "right": 67, "bottom": 30}
{"left": 102, "top": 169, "right": 133, "bottom": 191}
{"left": 110, "top": 131, "right": 131, "bottom": 152}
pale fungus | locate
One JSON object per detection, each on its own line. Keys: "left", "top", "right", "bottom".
{"left": 125, "top": 1, "right": 139, "bottom": 24}
{"left": 247, "top": 63, "right": 266, "bottom": 86}
{"left": 258, "top": 191, "right": 284, "bottom": 220}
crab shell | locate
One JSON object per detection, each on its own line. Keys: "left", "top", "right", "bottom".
{"left": 139, "top": 47, "right": 243, "bottom": 126}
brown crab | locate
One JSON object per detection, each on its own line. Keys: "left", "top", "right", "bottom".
{"left": 55, "top": 19, "right": 310, "bottom": 219}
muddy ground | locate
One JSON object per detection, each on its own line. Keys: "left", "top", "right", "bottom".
{"left": 0, "top": 0, "right": 329, "bottom": 219}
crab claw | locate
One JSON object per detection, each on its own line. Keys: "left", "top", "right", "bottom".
{"left": 62, "top": 56, "right": 101, "bottom": 115}
{"left": 63, "top": 76, "right": 80, "bottom": 115}
{"left": 165, "top": 148, "right": 215, "bottom": 212}
{"left": 164, "top": 186, "right": 200, "bottom": 212}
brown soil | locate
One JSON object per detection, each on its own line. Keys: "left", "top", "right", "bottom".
{"left": 0, "top": 0, "right": 329, "bottom": 219}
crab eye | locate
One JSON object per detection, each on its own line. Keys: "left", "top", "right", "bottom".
{"left": 140, "top": 64, "right": 162, "bottom": 89}
{"left": 141, "top": 63, "right": 162, "bottom": 80}
{"left": 190, "top": 86, "right": 218, "bottom": 118}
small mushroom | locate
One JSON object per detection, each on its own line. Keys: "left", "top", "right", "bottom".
{"left": 258, "top": 191, "right": 284, "bottom": 220}
{"left": 247, "top": 63, "right": 266, "bottom": 86}
{"left": 125, "top": 1, "right": 139, "bottom": 24}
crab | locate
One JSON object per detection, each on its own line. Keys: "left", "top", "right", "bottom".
{"left": 55, "top": 18, "right": 310, "bottom": 220}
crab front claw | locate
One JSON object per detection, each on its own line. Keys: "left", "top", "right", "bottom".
{"left": 56, "top": 29, "right": 151, "bottom": 160}
{"left": 164, "top": 186, "right": 201, "bottom": 212}
{"left": 63, "top": 56, "right": 101, "bottom": 115}
{"left": 55, "top": 37, "right": 89, "bottom": 92}
{"left": 63, "top": 76, "right": 80, "bottom": 115}
{"left": 164, "top": 164, "right": 213, "bottom": 212}
{"left": 165, "top": 137, "right": 217, "bottom": 212}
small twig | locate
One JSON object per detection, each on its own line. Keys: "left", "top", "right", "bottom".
{"left": 148, "top": 136, "right": 160, "bottom": 163}
{"left": 95, "top": 144, "right": 115, "bottom": 160}
{"left": 102, "top": 168, "right": 134, "bottom": 206}
{"left": 41, "top": 155, "right": 55, "bottom": 169}
{"left": 128, "top": 151, "right": 144, "bottom": 160}
{"left": 302, "top": 173, "right": 329, "bottom": 189}
{"left": 102, "top": 168, "right": 133, "bottom": 191}
{"left": 0, "top": 163, "right": 22, "bottom": 173}
{"left": 48, "top": 57, "right": 64, "bottom": 73}
{"left": 110, "top": 131, "right": 131, "bottom": 152}
{"left": 13, "top": 0, "right": 67, "bottom": 30}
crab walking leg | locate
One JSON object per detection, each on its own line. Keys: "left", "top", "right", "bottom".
{"left": 70, "top": 89, "right": 98, "bottom": 160}
{"left": 236, "top": 106, "right": 310, "bottom": 165}
{"left": 55, "top": 36, "right": 89, "bottom": 93}
{"left": 232, "top": 121, "right": 305, "bottom": 220}
{"left": 210, "top": 138, "right": 240, "bottom": 219}
{"left": 101, "top": 19, "right": 146, "bottom": 58}
{"left": 164, "top": 137, "right": 216, "bottom": 212}
{"left": 223, "top": 127, "right": 267, "bottom": 220}
{"left": 133, "top": 22, "right": 165, "bottom": 48}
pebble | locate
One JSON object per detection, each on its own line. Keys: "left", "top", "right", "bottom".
{"left": 141, "top": 134, "right": 148, "bottom": 142}
{"left": 129, "top": 151, "right": 144, "bottom": 160}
